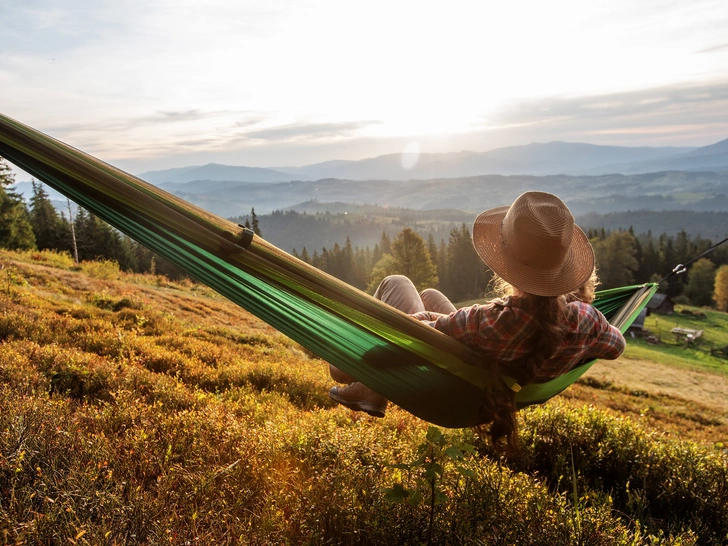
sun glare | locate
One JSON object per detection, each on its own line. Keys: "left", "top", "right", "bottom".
{"left": 400, "top": 141, "right": 421, "bottom": 170}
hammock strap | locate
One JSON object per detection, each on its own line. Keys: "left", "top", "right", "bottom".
{"left": 658, "top": 235, "right": 728, "bottom": 284}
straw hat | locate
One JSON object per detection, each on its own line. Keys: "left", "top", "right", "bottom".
{"left": 472, "top": 191, "right": 594, "bottom": 297}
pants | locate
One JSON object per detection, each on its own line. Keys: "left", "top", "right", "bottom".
{"left": 328, "top": 276, "right": 456, "bottom": 391}
{"left": 373, "top": 275, "right": 457, "bottom": 315}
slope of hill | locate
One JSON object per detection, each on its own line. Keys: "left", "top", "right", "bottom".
{"left": 0, "top": 249, "right": 726, "bottom": 543}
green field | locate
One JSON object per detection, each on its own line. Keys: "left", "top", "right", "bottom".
{"left": 625, "top": 306, "right": 728, "bottom": 375}
{"left": 0, "top": 249, "right": 726, "bottom": 545}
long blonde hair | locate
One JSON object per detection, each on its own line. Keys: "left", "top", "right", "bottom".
{"left": 477, "top": 269, "right": 599, "bottom": 452}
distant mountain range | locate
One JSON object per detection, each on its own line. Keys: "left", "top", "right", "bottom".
{"left": 137, "top": 138, "right": 728, "bottom": 185}
{"left": 129, "top": 171, "right": 728, "bottom": 218}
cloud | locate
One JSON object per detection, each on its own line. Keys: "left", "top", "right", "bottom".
{"left": 486, "top": 80, "right": 728, "bottom": 144}
{"left": 40, "top": 109, "right": 242, "bottom": 140}
{"left": 152, "top": 110, "right": 218, "bottom": 123}
{"left": 245, "top": 121, "right": 381, "bottom": 142}
{"left": 698, "top": 42, "right": 728, "bottom": 53}
{"left": 23, "top": 111, "right": 382, "bottom": 167}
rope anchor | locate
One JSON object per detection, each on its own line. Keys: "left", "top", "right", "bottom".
{"left": 658, "top": 235, "right": 728, "bottom": 285}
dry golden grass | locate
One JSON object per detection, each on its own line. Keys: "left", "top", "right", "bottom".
{"left": 0, "top": 249, "right": 725, "bottom": 545}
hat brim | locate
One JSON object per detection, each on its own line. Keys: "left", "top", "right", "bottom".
{"left": 472, "top": 206, "right": 595, "bottom": 297}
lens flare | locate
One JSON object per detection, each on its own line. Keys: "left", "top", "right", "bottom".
{"left": 400, "top": 141, "right": 420, "bottom": 171}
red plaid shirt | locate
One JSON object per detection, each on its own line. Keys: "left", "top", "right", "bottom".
{"left": 412, "top": 297, "right": 625, "bottom": 377}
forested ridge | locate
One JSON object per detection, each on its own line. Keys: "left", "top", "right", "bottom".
{"left": 3, "top": 156, "right": 728, "bottom": 310}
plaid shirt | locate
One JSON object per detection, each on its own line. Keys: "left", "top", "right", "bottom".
{"left": 412, "top": 297, "right": 625, "bottom": 377}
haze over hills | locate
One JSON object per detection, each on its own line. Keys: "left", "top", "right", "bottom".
{"left": 610, "top": 137, "right": 728, "bottom": 174}
{"left": 144, "top": 171, "right": 728, "bottom": 219}
{"left": 139, "top": 164, "right": 293, "bottom": 184}
{"left": 133, "top": 139, "right": 728, "bottom": 185}
{"left": 15, "top": 168, "right": 728, "bottom": 222}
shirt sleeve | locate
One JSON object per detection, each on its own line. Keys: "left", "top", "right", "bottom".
{"left": 588, "top": 309, "right": 626, "bottom": 360}
{"left": 416, "top": 305, "right": 489, "bottom": 342}
{"left": 411, "top": 311, "right": 448, "bottom": 322}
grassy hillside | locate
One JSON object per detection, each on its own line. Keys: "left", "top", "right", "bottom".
{"left": 0, "top": 250, "right": 726, "bottom": 545}
{"left": 624, "top": 307, "right": 728, "bottom": 375}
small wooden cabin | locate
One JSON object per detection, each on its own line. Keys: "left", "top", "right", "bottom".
{"left": 646, "top": 294, "right": 675, "bottom": 315}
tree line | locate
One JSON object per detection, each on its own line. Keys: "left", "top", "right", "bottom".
{"left": 586, "top": 227, "right": 728, "bottom": 309}
{"left": 292, "top": 221, "right": 728, "bottom": 309}
{"left": 0, "top": 158, "right": 185, "bottom": 278}
{"left": 290, "top": 224, "right": 490, "bottom": 303}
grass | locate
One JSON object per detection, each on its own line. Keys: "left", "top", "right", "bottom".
{"left": 625, "top": 305, "right": 728, "bottom": 374}
{"left": 0, "top": 249, "right": 726, "bottom": 544}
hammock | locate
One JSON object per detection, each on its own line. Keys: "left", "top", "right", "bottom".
{"left": 0, "top": 113, "right": 657, "bottom": 428}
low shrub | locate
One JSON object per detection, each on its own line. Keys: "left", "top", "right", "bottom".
{"left": 79, "top": 259, "right": 120, "bottom": 280}
{"left": 1, "top": 249, "right": 76, "bottom": 269}
{"left": 503, "top": 403, "right": 728, "bottom": 543}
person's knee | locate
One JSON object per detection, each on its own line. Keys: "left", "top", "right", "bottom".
{"left": 420, "top": 288, "right": 443, "bottom": 307}
{"left": 420, "top": 288, "right": 456, "bottom": 314}
{"left": 419, "top": 288, "right": 440, "bottom": 299}
{"left": 380, "top": 275, "right": 414, "bottom": 290}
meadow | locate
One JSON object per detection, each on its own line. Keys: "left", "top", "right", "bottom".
{"left": 0, "top": 249, "right": 726, "bottom": 545}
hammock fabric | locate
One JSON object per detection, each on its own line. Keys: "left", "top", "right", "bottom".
{"left": 0, "top": 113, "right": 657, "bottom": 428}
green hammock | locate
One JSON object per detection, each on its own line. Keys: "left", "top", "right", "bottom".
{"left": 0, "top": 113, "right": 657, "bottom": 428}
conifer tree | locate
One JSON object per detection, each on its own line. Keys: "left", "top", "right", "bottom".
{"left": 592, "top": 231, "right": 639, "bottom": 290}
{"left": 0, "top": 191, "right": 36, "bottom": 250}
{"left": 657, "top": 234, "right": 683, "bottom": 296}
{"left": 437, "top": 239, "right": 448, "bottom": 291}
{"left": 351, "top": 245, "right": 370, "bottom": 290}
{"left": 443, "top": 224, "right": 487, "bottom": 302}
{"left": 250, "top": 208, "right": 261, "bottom": 236}
{"left": 338, "top": 237, "right": 355, "bottom": 285}
{"left": 0, "top": 158, "right": 36, "bottom": 250}
{"left": 73, "top": 209, "right": 134, "bottom": 269}
{"left": 427, "top": 233, "right": 438, "bottom": 263}
{"left": 0, "top": 158, "right": 14, "bottom": 186}
{"left": 371, "top": 232, "right": 391, "bottom": 269}
{"left": 367, "top": 228, "right": 437, "bottom": 292}
{"left": 29, "top": 181, "right": 62, "bottom": 250}
{"left": 636, "top": 234, "right": 660, "bottom": 286}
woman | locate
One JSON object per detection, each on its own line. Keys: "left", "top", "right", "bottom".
{"left": 328, "top": 191, "right": 625, "bottom": 450}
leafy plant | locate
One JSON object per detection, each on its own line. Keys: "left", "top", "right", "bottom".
{"left": 384, "top": 426, "right": 475, "bottom": 544}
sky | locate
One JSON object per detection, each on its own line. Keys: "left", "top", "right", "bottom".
{"left": 2, "top": 0, "right": 728, "bottom": 177}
